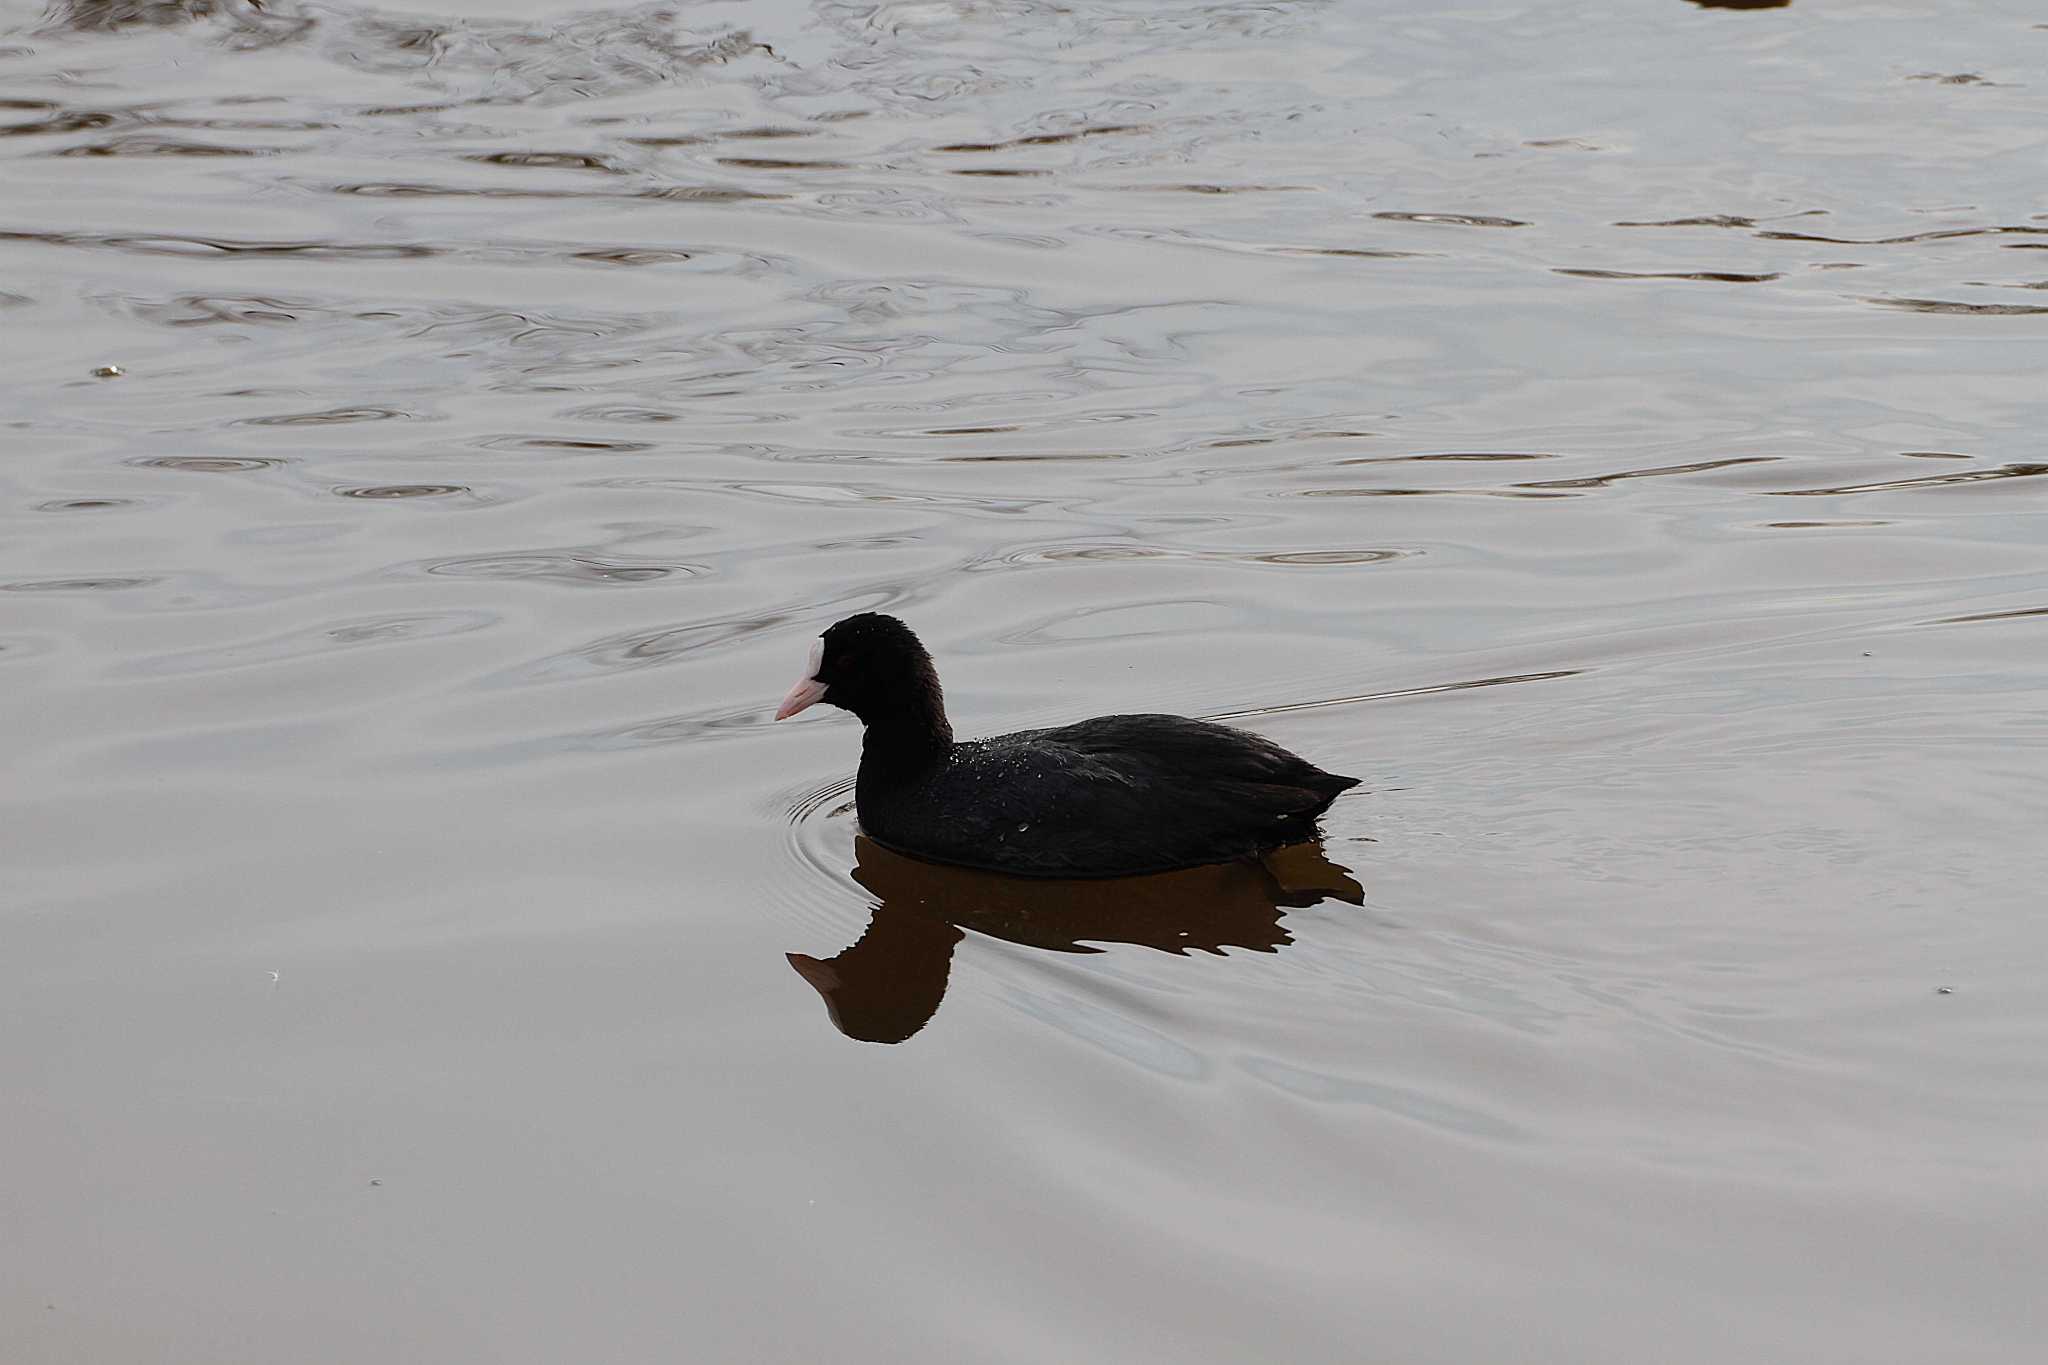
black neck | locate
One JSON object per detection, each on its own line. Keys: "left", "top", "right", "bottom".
{"left": 859, "top": 710, "right": 953, "bottom": 778}
{"left": 852, "top": 668, "right": 953, "bottom": 779}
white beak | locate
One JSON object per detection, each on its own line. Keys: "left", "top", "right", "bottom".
{"left": 774, "top": 639, "right": 827, "bottom": 720}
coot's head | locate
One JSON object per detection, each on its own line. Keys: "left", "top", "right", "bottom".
{"left": 774, "top": 613, "right": 948, "bottom": 736}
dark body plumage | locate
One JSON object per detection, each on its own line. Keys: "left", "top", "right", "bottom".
{"left": 860, "top": 714, "right": 1356, "bottom": 878}
{"left": 777, "top": 613, "right": 1359, "bottom": 879}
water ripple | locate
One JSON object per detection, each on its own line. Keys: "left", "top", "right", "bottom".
{"left": 1, "top": 575, "right": 156, "bottom": 593}
{"left": 122, "top": 609, "right": 499, "bottom": 677}
{"left": 1557, "top": 268, "right": 1781, "bottom": 284}
{"left": 1923, "top": 605, "right": 2048, "bottom": 628}
{"left": 130, "top": 455, "right": 281, "bottom": 473}
{"left": 54, "top": 137, "right": 275, "bottom": 158}
{"left": 333, "top": 483, "right": 471, "bottom": 501}
{"left": 1239, "top": 1057, "right": 1528, "bottom": 1141}
{"left": 1867, "top": 297, "right": 2048, "bottom": 316}
{"left": 971, "top": 541, "right": 1411, "bottom": 571}
{"left": 1773, "top": 463, "right": 2048, "bottom": 497}
{"left": 1515, "top": 456, "right": 1781, "bottom": 490}
{"left": 0, "top": 228, "right": 441, "bottom": 260}
{"left": 1373, "top": 210, "right": 1529, "bottom": 228}
{"left": 237, "top": 405, "right": 410, "bottom": 426}
{"left": 507, "top": 614, "right": 792, "bottom": 686}
{"left": 1209, "top": 670, "right": 1584, "bottom": 722}
{"left": 36, "top": 497, "right": 146, "bottom": 512}
{"left": 418, "top": 552, "right": 703, "bottom": 588}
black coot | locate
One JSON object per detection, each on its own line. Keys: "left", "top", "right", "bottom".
{"left": 774, "top": 613, "right": 1360, "bottom": 877}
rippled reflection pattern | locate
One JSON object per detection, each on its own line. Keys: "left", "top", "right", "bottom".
{"left": 791, "top": 836, "right": 1365, "bottom": 1043}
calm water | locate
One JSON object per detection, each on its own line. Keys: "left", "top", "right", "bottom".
{"left": 5, "top": 0, "right": 2046, "bottom": 1358}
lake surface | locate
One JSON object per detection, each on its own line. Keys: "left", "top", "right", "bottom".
{"left": 5, "top": 0, "right": 2046, "bottom": 1359}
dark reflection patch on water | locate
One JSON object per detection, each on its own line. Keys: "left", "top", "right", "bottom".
{"left": 567, "top": 247, "right": 701, "bottom": 266}
{"left": 1616, "top": 214, "right": 1767, "bottom": 228}
{"left": 475, "top": 436, "right": 654, "bottom": 453}
{"left": 789, "top": 836, "right": 1363, "bottom": 1044}
{"left": 54, "top": 136, "right": 277, "bottom": 157}
{"left": 1924, "top": 604, "right": 2048, "bottom": 628}
{"left": 716, "top": 156, "right": 854, "bottom": 171}
{"left": 1, "top": 575, "right": 156, "bottom": 592}
{"left": 1300, "top": 486, "right": 1574, "bottom": 500}
{"left": 1328, "top": 451, "right": 1544, "bottom": 464}
{"left": 0, "top": 228, "right": 443, "bottom": 259}
{"left": 934, "top": 124, "right": 1147, "bottom": 153}
{"left": 125, "top": 294, "right": 318, "bottom": 326}
{"left": 1556, "top": 268, "right": 1781, "bottom": 283}
{"left": 1905, "top": 72, "right": 2000, "bottom": 87}
{"left": 36, "top": 496, "right": 144, "bottom": 512}
{"left": 467, "top": 151, "right": 625, "bottom": 173}
{"left": 1868, "top": 296, "right": 2048, "bottom": 316}
{"left": 1373, "top": 211, "right": 1530, "bottom": 229}
{"left": 332, "top": 483, "right": 471, "bottom": 500}
{"left": 38, "top": 0, "right": 311, "bottom": 40}
{"left": 237, "top": 405, "right": 411, "bottom": 426}
{"left": 1515, "top": 456, "right": 1781, "bottom": 490}
{"left": 130, "top": 455, "right": 281, "bottom": 473}
{"left": 559, "top": 405, "right": 685, "bottom": 425}
{"left": 326, "top": 182, "right": 787, "bottom": 204}
{"left": 1759, "top": 520, "right": 1891, "bottom": 530}
{"left": 1772, "top": 462, "right": 2048, "bottom": 497}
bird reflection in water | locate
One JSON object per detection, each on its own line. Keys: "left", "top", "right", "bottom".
{"left": 788, "top": 835, "right": 1365, "bottom": 1044}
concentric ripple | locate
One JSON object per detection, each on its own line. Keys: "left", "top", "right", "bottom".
{"left": 775, "top": 771, "right": 864, "bottom": 936}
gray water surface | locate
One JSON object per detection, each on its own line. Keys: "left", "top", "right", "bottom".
{"left": 4, "top": 0, "right": 2046, "bottom": 1360}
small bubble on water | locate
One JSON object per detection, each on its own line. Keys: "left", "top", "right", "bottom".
{"left": 91, "top": 364, "right": 123, "bottom": 379}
